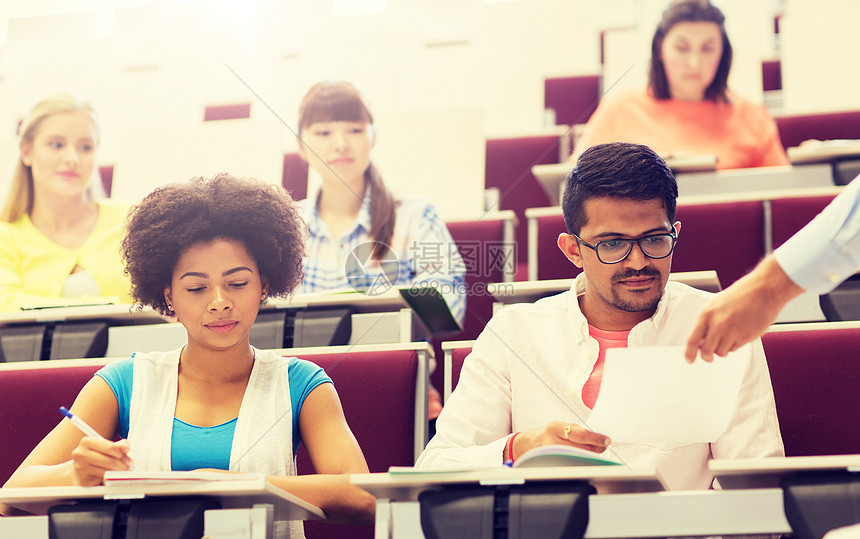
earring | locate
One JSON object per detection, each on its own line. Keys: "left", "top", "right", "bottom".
{"left": 166, "top": 303, "right": 173, "bottom": 311}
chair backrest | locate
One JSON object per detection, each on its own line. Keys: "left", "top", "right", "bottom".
{"left": 294, "top": 349, "right": 421, "bottom": 475}
{"left": 544, "top": 75, "right": 601, "bottom": 128}
{"left": 203, "top": 103, "right": 252, "bottom": 121}
{"left": 761, "top": 326, "right": 860, "bottom": 456}
{"left": 0, "top": 361, "right": 108, "bottom": 485}
{"left": 450, "top": 347, "right": 472, "bottom": 400}
{"left": 431, "top": 217, "right": 513, "bottom": 392}
{"left": 769, "top": 194, "right": 837, "bottom": 249}
{"left": 295, "top": 348, "right": 423, "bottom": 539}
{"left": 534, "top": 213, "right": 580, "bottom": 281}
{"left": 441, "top": 343, "right": 475, "bottom": 402}
{"left": 673, "top": 200, "right": 764, "bottom": 288}
{"left": 761, "top": 60, "right": 782, "bottom": 92}
{"left": 485, "top": 136, "right": 561, "bottom": 272}
{"left": 530, "top": 199, "right": 765, "bottom": 287}
{"left": 282, "top": 153, "right": 309, "bottom": 201}
{"left": 0, "top": 348, "right": 424, "bottom": 482}
{"left": 775, "top": 110, "right": 860, "bottom": 150}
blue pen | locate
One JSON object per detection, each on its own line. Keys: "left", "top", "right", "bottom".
{"left": 59, "top": 406, "right": 105, "bottom": 440}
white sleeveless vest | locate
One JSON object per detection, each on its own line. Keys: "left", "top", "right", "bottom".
{"left": 127, "top": 347, "right": 304, "bottom": 538}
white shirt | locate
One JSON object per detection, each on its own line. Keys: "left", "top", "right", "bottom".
{"left": 775, "top": 174, "right": 860, "bottom": 294}
{"left": 416, "top": 274, "right": 784, "bottom": 491}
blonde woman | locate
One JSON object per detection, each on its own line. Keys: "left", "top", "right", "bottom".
{"left": 0, "top": 93, "right": 131, "bottom": 312}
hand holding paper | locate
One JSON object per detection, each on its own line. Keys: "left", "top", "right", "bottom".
{"left": 586, "top": 345, "right": 750, "bottom": 443}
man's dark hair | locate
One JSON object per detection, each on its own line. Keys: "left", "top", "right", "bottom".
{"left": 649, "top": 0, "right": 732, "bottom": 102}
{"left": 562, "top": 142, "right": 678, "bottom": 235}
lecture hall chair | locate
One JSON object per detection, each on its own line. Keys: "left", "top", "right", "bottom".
{"left": 431, "top": 213, "right": 516, "bottom": 398}
{"left": 527, "top": 209, "right": 581, "bottom": 281}
{"left": 203, "top": 103, "right": 252, "bottom": 122}
{"left": 441, "top": 340, "right": 476, "bottom": 402}
{"left": 775, "top": 110, "right": 860, "bottom": 151}
{"left": 294, "top": 346, "right": 427, "bottom": 539}
{"left": 769, "top": 193, "right": 837, "bottom": 250}
{"left": 0, "top": 346, "right": 428, "bottom": 539}
{"left": 672, "top": 199, "right": 765, "bottom": 288}
{"left": 0, "top": 358, "right": 109, "bottom": 486}
{"left": 544, "top": 75, "right": 602, "bottom": 128}
{"left": 762, "top": 323, "right": 860, "bottom": 457}
{"left": 485, "top": 135, "right": 562, "bottom": 278}
{"left": 282, "top": 153, "right": 309, "bottom": 201}
{"left": 527, "top": 198, "right": 766, "bottom": 287}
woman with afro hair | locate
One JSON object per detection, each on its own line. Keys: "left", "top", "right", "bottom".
{"left": 2, "top": 174, "right": 376, "bottom": 532}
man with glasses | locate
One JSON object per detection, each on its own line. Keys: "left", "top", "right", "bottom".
{"left": 417, "top": 142, "right": 783, "bottom": 491}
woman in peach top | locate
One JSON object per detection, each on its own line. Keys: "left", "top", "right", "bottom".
{"left": 574, "top": 0, "right": 789, "bottom": 170}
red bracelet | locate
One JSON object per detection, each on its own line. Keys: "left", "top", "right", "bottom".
{"left": 503, "top": 432, "right": 519, "bottom": 462}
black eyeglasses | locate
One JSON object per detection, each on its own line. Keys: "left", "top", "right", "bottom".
{"left": 573, "top": 232, "right": 677, "bottom": 264}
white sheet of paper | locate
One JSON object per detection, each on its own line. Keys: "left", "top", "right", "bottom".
{"left": 585, "top": 345, "right": 750, "bottom": 443}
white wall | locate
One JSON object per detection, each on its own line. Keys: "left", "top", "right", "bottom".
{"left": 1, "top": 0, "right": 856, "bottom": 217}
{"left": 780, "top": 0, "right": 860, "bottom": 114}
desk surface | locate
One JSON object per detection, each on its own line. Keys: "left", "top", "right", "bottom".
{"left": 531, "top": 162, "right": 836, "bottom": 205}
{"left": 489, "top": 270, "right": 721, "bottom": 305}
{"left": 788, "top": 140, "right": 860, "bottom": 164}
{"left": 710, "top": 454, "right": 860, "bottom": 490}
{"left": 351, "top": 466, "right": 665, "bottom": 501}
{"left": 0, "top": 478, "right": 324, "bottom": 522}
{"left": 0, "top": 290, "right": 411, "bottom": 326}
{"left": 0, "top": 304, "right": 165, "bottom": 326}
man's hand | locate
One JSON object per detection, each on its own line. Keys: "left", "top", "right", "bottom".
{"left": 685, "top": 256, "right": 804, "bottom": 362}
{"left": 511, "top": 421, "right": 610, "bottom": 462}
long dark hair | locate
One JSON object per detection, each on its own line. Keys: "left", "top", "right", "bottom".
{"left": 298, "top": 80, "right": 396, "bottom": 259}
{"left": 648, "top": 0, "right": 732, "bottom": 103}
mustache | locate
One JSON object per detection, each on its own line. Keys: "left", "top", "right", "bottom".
{"left": 611, "top": 268, "right": 661, "bottom": 283}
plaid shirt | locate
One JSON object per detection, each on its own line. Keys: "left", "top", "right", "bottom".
{"left": 298, "top": 187, "right": 466, "bottom": 325}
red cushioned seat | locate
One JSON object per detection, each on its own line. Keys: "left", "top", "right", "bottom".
{"left": 776, "top": 110, "right": 860, "bottom": 150}
{"left": 203, "top": 103, "right": 251, "bottom": 122}
{"left": 485, "top": 136, "right": 560, "bottom": 271}
{"left": 296, "top": 350, "right": 420, "bottom": 539}
{"left": 770, "top": 195, "right": 837, "bottom": 250}
{"left": 0, "top": 364, "right": 105, "bottom": 485}
{"left": 673, "top": 200, "right": 765, "bottom": 287}
{"left": 544, "top": 75, "right": 602, "bottom": 127}
{"left": 762, "top": 327, "right": 860, "bottom": 456}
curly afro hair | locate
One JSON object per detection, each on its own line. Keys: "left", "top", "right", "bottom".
{"left": 122, "top": 173, "right": 306, "bottom": 315}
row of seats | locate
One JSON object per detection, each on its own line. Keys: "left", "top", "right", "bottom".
{"left": 0, "top": 344, "right": 432, "bottom": 539}
{"left": 4, "top": 320, "right": 854, "bottom": 537}
{"left": 442, "top": 321, "right": 860, "bottom": 458}
{"left": 527, "top": 190, "right": 839, "bottom": 286}
{"left": 543, "top": 74, "right": 860, "bottom": 151}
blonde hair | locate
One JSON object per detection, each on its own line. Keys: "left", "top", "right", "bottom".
{"left": 298, "top": 80, "right": 397, "bottom": 259}
{"left": 1, "top": 93, "right": 100, "bottom": 223}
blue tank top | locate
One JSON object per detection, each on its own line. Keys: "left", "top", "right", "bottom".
{"left": 95, "top": 355, "right": 331, "bottom": 471}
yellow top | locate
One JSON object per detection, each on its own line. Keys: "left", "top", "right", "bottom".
{"left": 0, "top": 199, "right": 132, "bottom": 312}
